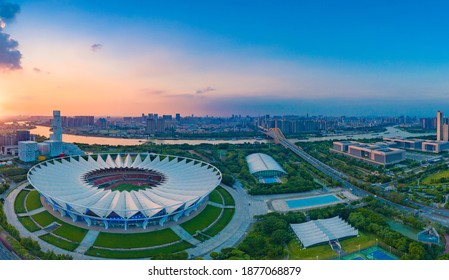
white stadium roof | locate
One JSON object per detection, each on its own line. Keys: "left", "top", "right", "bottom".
{"left": 245, "top": 153, "right": 286, "bottom": 175}
{"left": 290, "top": 216, "right": 358, "bottom": 248}
{"left": 28, "top": 153, "right": 221, "bottom": 220}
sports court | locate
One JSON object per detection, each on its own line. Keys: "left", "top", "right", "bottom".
{"left": 341, "top": 246, "right": 398, "bottom": 260}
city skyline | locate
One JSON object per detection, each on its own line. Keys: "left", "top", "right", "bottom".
{"left": 2, "top": 1, "right": 449, "bottom": 117}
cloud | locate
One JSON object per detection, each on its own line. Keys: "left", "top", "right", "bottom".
{"left": 0, "top": 0, "right": 21, "bottom": 70}
{"left": 33, "top": 67, "right": 41, "bottom": 73}
{"left": 0, "top": 1, "right": 20, "bottom": 23}
{"left": 195, "top": 86, "right": 215, "bottom": 94}
{"left": 91, "top": 43, "right": 103, "bottom": 52}
{"left": 141, "top": 89, "right": 166, "bottom": 95}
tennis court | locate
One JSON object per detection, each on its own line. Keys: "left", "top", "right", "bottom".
{"left": 341, "top": 246, "right": 398, "bottom": 260}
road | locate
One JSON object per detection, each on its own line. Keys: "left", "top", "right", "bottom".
{"left": 264, "top": 128, "right": 449, "bottom": 227}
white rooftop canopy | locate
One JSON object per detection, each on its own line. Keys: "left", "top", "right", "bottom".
{"left": 290, "top": 216, "right": 358, "bottom": 248}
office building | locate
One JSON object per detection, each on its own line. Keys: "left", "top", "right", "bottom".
{"left": 18, "top": 141, "right": 39, "bottom": 162}
{"left": 437, "top": 111, "right": 443, "bottom": 141}
{"left": 50, "top": 110, "right": 63, "bottom": 141}
{"left": 45, "top": 140, "right": 63, "bottom": 157}
{"left": 37, "top": 142, "right": 50, "bottom": 156}
{"left": 332, "top": 141, "right": 405, "bottom": 165}
{"left": 383, "top": 138, "right": 424, "bottom": 150}
{"left": 444, "top": 124, "right": 449, "bottom": 142}
{"left": 384, "top": 137, "right": 449, "bottom": 153}
{"left": 16, "top": 130, "right": 31, "bottom": 142}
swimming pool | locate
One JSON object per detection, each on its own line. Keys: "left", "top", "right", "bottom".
{"left": 286, "top": 195, "right": 340, "bottom": 209}
{"left": 260, "top": 177, "right": 279, "bottom": 184}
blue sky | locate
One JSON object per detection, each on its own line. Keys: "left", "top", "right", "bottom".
{"left": 1, "top": 0, "right": 449, "bottom": 116}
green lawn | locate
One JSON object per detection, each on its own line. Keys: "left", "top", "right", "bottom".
{"left": 180, "top": 205, "right": 222, "bottom": 235}
{"left": 25, "top": 191, "right": 43, "bottom": 211}
{"left": 208, "top": 190, "right": 223, "bottom": 204}
{"left": 14, "top": 190, "right": 28, "bottom": 214}
{"left": 39, "top": 234, "right": 79, "bottom": 251}
{"left": 217, "top": 186, "right": 235, "bottom": 206}
{"left": 421, "top": 170, "right": 449, "bottom": 185}
{"left": 18, "top": 216, "right": 41, "bottom": 232}
{"left": 31, "top": 211, "right": 57, "bottom": 227}
{"left": 93, "top": 228, "right": 180, "bottom": 249}
{"left": 111, "top": 183, "right": 148, "bottom": 192}
{"left": 52, "top": 223, "right": 88, "bottom": 243}
{"left": 339, "top": 233, "right": 377, "bottom": 253}
{"left": 288, "top": 240, "right": 337, "bottom": 260}
{"left": 203, "top": 208, "right": 235, "bottom": 237}
{"left": 85, "top": 241, "right": 192, "bottom": 259}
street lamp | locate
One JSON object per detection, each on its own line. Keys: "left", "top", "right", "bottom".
{"left": 376, "top": 238, "right": 378, "bottom": 246}
{"left": 316, "top": 255, "right": 318, "bottom": 260}
{"left": 358, "top": 244, "right": 361, "bottom": 253}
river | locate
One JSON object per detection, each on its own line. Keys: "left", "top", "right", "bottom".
{"left": 30, "top": 125, "right": 269, "bottom": 146}
{"left": 30, "top": 125, "right": 435, "bottom": 146}
{"left": 291, "top": 126, "right": 436, "bottom": 143}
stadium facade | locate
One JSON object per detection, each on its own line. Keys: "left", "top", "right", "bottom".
{"left": 27, "top": 153, "right": 222, "bottom": 230}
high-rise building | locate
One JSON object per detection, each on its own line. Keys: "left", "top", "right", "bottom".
{"left": 157, "top": 118, "right": 166, "bottom": 132}
{"left": 437, "top": 111, "right": 443, "bottom": 141}
{"left": 146, "top": 118, "right": 157, "bottom": 134}
{"left": 443, "top": 124, "right": 449, "bottom": 142}
{"left": 175, "top": 113, "right": 181, "bottom": 122}
{"left": 51, "top": 110, "right": 63, "bottom": 141}
{"left": 16, "top": 130, "right": 30, "bottom": 142}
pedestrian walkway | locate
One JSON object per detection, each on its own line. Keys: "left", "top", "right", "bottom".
{"left": 187, "top": 184, "right": 252, "bottom": 259}
{"left": 207, "top": 201, "right": 235, "bottom": 209}
{"left": 171, "top": 225, "right": 201, "bottom": 246}
{"left": 17, "top": 207, "right": 45, "bottom": 217}
{"left": 75, "top": 230, "right": 100, "bottom": 254}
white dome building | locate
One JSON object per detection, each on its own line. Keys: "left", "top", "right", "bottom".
{"left": 28, "top": 153, "right": 222, "bottom": 230}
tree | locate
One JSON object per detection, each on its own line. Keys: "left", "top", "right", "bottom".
{"left": 407, "top": 242, "right": 425, "bottom": 260}
{"left": 271, "top": 229, "right": 291, "bottom": 245}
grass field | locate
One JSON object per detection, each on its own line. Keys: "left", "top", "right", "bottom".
{"left": 208, "top": 190, "right": 223, "bottom": 204}
{"left": 287, "top": 232, "right": 377, "bottom": 260}
{"left": 39, "top": 234, "right": 79, "bottom": 251}
{"left": 203, "top": 208, "right": 235, "bottom": 237}
{"left": 31, "top": 211, "right": 57, "bottom": 227}
{"left": 339, "top": 233, "right": 377, "bottom": 254}
{"left": 18, "top": 216, "right": 41, "bottom": 232}
{"left": 216, "top": 186, "right": 235, "bottom": 206}
{"left": 14, "top": 190, "right": 28, "bottom": 214}
{"left": 180, "top": 205, "right": 222, "bottom": 235}
{"left": 287, "top": 240, "right": 337, "bottom": 260}
{"left": 85, "top": 241, "right": 192, "bottom": 259}
{"left": 25, "top": 191, "right": 43, "bottom": 211}
{"left": 421, "top": 170, "right": 449, "bottom": 185}
{"left": 52, "top": 223, "right": 88, "bottom": 243}
{"left": 93, "top": 228, "right": 180, "bottom": 249}
{"left": 111, "top": 183, "right": 148, "bottom": 192}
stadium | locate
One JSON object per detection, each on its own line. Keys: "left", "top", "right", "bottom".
{"left": 27, "top": 153, "right": 222, "bottom": 230}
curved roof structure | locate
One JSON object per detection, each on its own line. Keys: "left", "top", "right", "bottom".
{"left": 246, "top": 153, "right": 286, "bottom": 176}
{"left": 290, "top": 216, "right": 358, "bottom": 248}
{"left": 28, "top": 153, "right": 221, "bottom": 220}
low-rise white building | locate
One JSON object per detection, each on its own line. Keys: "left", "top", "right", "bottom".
{"left": 332, "top": 141, "right": 405, "bottom": 165}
